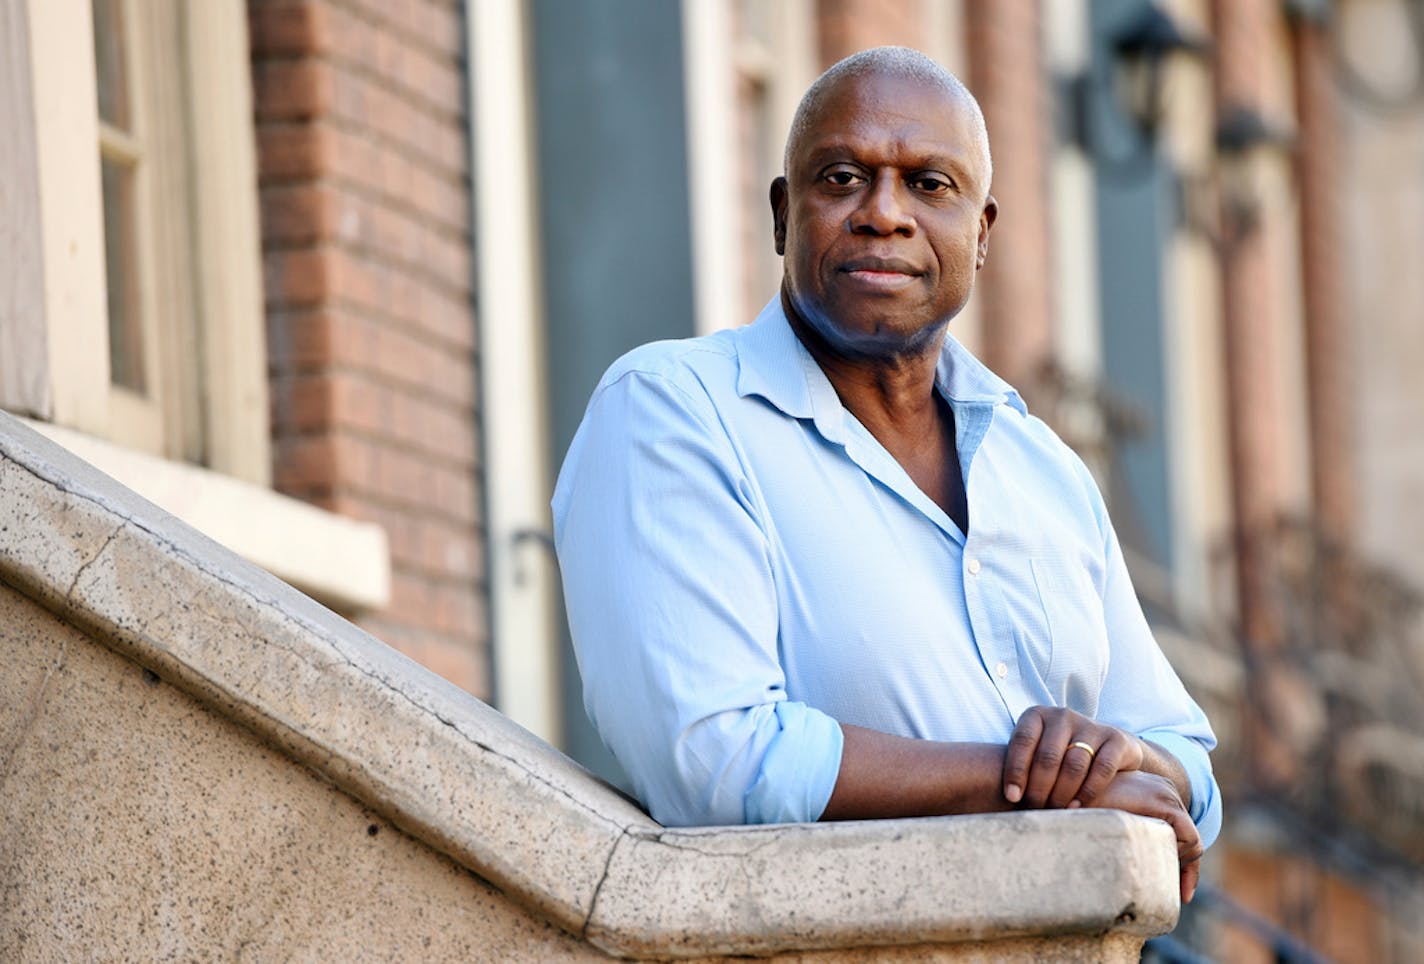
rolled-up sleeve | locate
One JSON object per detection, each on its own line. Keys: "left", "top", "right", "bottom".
{"left": 1094, "top": 505, "right": 1224, "bottom": 849}
{"left": 552, "top": 362, "right": 843, "bottom": 827}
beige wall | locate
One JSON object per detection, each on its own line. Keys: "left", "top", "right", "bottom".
{"left": 0, "top": 582, "right": 593, "bottom": 961}
{"left": 1344, "top": 95, "right": 1424, "bottom": 585}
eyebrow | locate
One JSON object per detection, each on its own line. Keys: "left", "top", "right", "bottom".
{"left": 802, "top": 141, "right": 974, "bottom": 180}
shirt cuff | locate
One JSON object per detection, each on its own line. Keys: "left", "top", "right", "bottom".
{"left": 743, "top": 702, "right": 844, "bottom": 824}
{"left": 1140, "top": 729, "right": 1222, "bottom": 850}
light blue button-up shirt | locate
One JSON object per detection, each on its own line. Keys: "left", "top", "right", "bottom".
{"left": 553, "top": 298, "right": 1221, "bottom": 846}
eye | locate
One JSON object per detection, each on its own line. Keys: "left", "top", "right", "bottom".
{"left": 820, "top": 166, "right": 865, "bottom": 188}
{"left": 910, "top": 173, "right": 954, "bottom": 195}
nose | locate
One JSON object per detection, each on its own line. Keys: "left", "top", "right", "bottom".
{"left": 849, "top": 174, "right": 915, "bottom": 237}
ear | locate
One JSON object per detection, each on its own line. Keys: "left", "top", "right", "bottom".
{"left": 770, "top": 176, "right": 789, "bottom": 256}
{"left": 976, "top": 194, "right": 998, "bottom": 269}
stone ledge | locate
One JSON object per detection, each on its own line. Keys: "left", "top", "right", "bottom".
{"left": 0, "top": 411, "right": 1180, "bottom": 958}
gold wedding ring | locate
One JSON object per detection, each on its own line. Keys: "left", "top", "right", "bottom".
{"left": 1069, "top": 740, "right": 1097, "bottom": 759}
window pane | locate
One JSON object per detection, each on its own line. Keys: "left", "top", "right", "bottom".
{"left": 92, "top": 0, "right": 129, "bottom": 130}
{"left": 101, "top": 156, "right": 144, "bottom": 393}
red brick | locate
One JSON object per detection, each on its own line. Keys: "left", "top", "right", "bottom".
{"left": 407, "top": 636, "right": 486, "bottom": 696}
{"left": 415, "top": 231, "right": 471, "bottom": 294}
{"left": 388, "top": 391, "right": 477, "bottom": 467}
{"left": 407, "top": 164, "right": 468, "bottom": 234}
{"left": 365, "top": 316, "right": 472, "bottom": 399}
{"left": 388, "top": 569, "right": 436, "bottom": 622}
{"left": 966, "top": 0, "right": 1054, "bottom": 388}
{"left": 327, "top": 371, "right": 386, "bottom": 435}
{"left": 256, "top": 122, "right": 336, "bottom": 181}
{"left": 261, "top": 183, "right": 340, "bottom": 246}
{"left": 253, "top": 59, "right": 334, "bottom": 121}
{"left": 431, "top": 464, "right": 479, "bottom": 525}
{"left": 265, "top": 248, "right": 334, "bottom": 308}
{"left": 276, "top": 306, "right": 473, "bottom": 405}
{"left": 272, "top": 433, "right": 337, "bottom": 492}
{"left": 400, "top": 45, "right": 465, "bottom": 119}
{"left": 325, "top": 125, "right": 386, "bottom": 195}
{"left": 255, "top": 0, "right": 484, "bottom": 666}
{"left": 404, "top": 284, "right": 476, "bottom": 352}
{"left": 415, "top": 1, "right": 463, "bottom": 60}
{"left": 265, "top": 308, "right": 321, "bottom": 371}
{"left": 326, "top": 494, "right": 482, "bottom": 580}
{"left": 248, "top": 1, "right": 330, "bottom": 58}
{"left": 423, "top": 578, "right": 483, "bottom": 638}
{"left": 337, "top": 0, "right": 464, "bottom": 61}
{"left": 270, "top": 371, "right": 334, "bottom": 432}
{"left": 818, "top": 0, "right": 925, "bottom": 66}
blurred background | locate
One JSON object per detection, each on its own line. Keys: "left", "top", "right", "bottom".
{"left": 2, "top": 0, "right": 1422, "bottom": 959}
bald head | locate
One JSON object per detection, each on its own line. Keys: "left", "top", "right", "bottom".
{"left": 783, "top": 47, "right": 992, "bottom": 198}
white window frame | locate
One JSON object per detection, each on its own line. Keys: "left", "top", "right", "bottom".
{"left": 23, "top": 0, "right": 271, "bottom": 484}
{"left": 3, "top": 0, "right": 391, "bottom": 615}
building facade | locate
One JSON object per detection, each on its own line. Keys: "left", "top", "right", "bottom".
{"left": 3, "top": 0, "right": 1423, "bottom": 958}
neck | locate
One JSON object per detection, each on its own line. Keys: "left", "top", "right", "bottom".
{"left": 782, "top": 290, "right": 946, "bottom": 433}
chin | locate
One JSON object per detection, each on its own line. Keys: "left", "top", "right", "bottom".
{"left": 830, "top": 314, "right": 947, "bottom": 362}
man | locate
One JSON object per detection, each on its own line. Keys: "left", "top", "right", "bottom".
{"left": 553, "top": 47, "right": 1219, "bottom": 903}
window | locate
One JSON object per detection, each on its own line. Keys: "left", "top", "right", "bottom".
{"left": 2, "top": 1, "right": 387, "bottom": 614}
{"left": 5, "top": 0, "right": 270, "bottom": 483}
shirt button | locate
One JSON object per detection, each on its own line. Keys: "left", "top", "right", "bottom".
{"left": 995, "top": 661, "right": 1008, "bottom": 679}
{"left": 967, "top": 558, "right": 981, "bottom": 576}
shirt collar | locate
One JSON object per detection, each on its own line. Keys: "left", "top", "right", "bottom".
{"left": 935, "top": 331, "right": 1028, "bottom": 416}
{"left": 734, "top": 298, "right": 847, "bottom": 441}
{"left": 734, "top": 297, "right": 1026, "bottom": 426}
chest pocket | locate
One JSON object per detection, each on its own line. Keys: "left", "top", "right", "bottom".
{"left": 1028, "top": 556, "right": 1110, "bottom": 714}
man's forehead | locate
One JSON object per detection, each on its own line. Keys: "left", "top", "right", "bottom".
{"left": 793, "top": 73, "right": 980, "bottom": 164}
{"left": 807, "top": 73, "right": 969, "bottom": 131}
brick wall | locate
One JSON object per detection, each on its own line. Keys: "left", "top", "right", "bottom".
{"left": 248, "top": 0, "right": 487, "bottom": 697}
{"left": 817, "top": 0, "right": 927, "bottom": 64}
{"left": 1210, "top": 0, "right": 1288, "bottom": 663}
{"left": 965, "top": 0, "right": 1054, "bottom": 394}
{"left": 1290, "top": 17, "right": 1353, "bottom": 550}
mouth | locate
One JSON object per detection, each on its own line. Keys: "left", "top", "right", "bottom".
{"left": 839, "top": 257, "right": 923, "bottom": 290}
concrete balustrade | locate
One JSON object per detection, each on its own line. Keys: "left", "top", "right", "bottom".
{"left": 0, "top": 412, "right": 1179, "bottom": 960}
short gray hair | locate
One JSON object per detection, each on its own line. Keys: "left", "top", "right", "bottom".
{"left": 782, "top": 46, "right": 992, "bottom": 192}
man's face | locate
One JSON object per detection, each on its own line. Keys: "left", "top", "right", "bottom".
{"left": 772, "top": 71, "right": 996, "bottom": 359}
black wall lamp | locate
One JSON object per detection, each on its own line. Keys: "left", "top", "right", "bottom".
{"left": 1112, "top": 3, "right": 1213, "bottom": 143}
{"left": 1179, "top": 105, "right": 1297, "bottom": 247}
{"left": 1060, "top": 2, "right": 1211, "bottom": 180}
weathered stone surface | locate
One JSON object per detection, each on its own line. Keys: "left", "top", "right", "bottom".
{"left": 0, "top": 584, "right": 602, "bottom": 961}
{"left": 0, "top": 414, "right": 648, "bottom": 935}
{"left": 587, "top": 812, "right": 1176, "bottom": 958}
{"left": 0, "top": 412, "right": 1180, "bottom": 960}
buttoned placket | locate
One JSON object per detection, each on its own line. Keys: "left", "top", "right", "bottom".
{"left": 769, "top": 312, "right": 1030, "bottom": 722}
{"left": 948, "top": 398, "right": 1026, "bottom": 720}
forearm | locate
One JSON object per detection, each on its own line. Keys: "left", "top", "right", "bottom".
{"left": 819, "top": 724, "right": 1015, "bottom": 821}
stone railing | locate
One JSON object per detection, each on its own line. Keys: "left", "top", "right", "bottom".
{"left": 0, "top": 412, "right": 1179, "bottom": 960}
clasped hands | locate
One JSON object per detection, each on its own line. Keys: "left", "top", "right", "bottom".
{"left": 1002, "top": 706, "right": 1203, "bottom": 903}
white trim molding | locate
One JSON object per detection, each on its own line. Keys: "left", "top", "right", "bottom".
{"left": 24, "top": 419, "right": 391, "bottom": 614}
{"left": 469, "top": 0, "right": 561, "bottom": 744}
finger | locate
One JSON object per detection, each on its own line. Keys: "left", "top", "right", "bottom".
{"left": 1161, "top": 802, "right": 1204, "bottom": 902}
{"left": 1180, "top": 857, "right": 1201, "bottom": 904}
{"left": 1003, "top": 709, "right": 1046, "bottom": 803}
{"left": 1046, "top": 739, "right": 1097, "bottom": 809}
{"left": 1021, "top": 712, "right": 1076, "bottom": 808}
{"left": 1074, "top": 731, "right": 1132, "bottom": 807}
